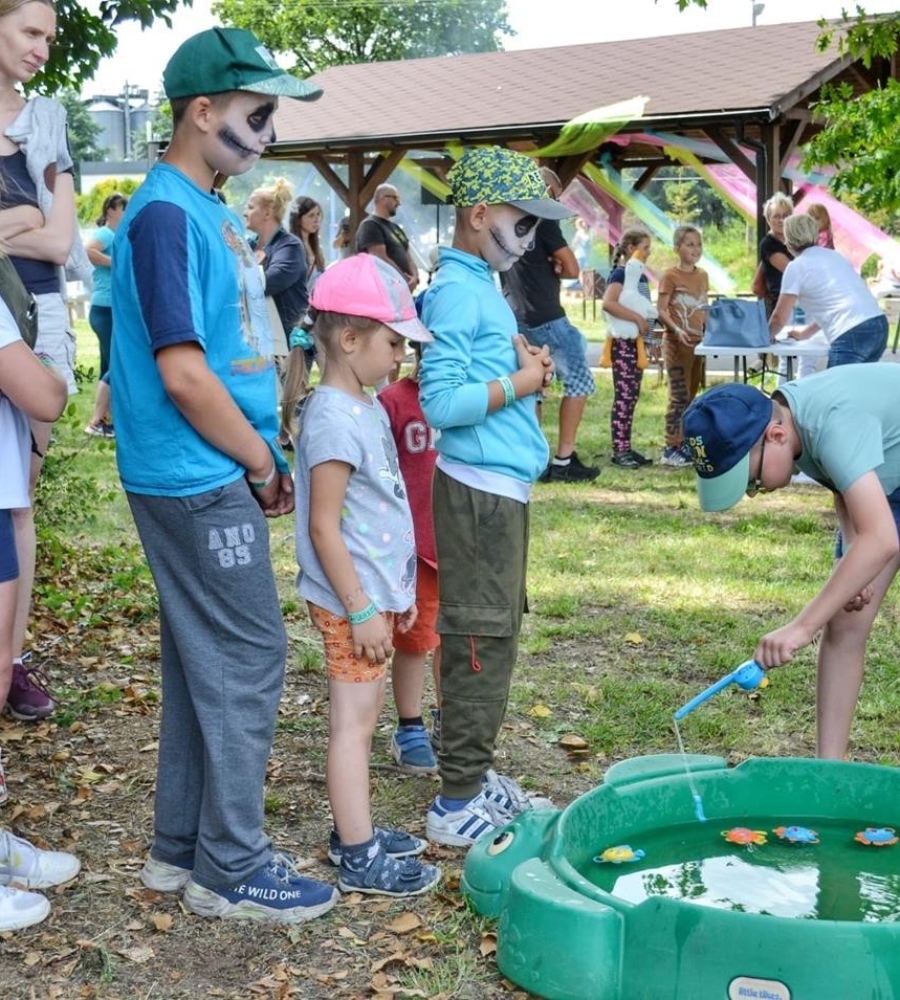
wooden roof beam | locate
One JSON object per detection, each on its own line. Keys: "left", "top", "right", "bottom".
{"left": 778, "top": 119, "right": 806, "bottom": 175}
{"left": 705, "top": 126, "right": 757, "bottom": 185}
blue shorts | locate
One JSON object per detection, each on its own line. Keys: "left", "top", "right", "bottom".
{"left": 835, "top": 485, "right": 900, "bottom": 558}
{"left": 0, "top": 509, "right": 19, "bottom": 583}
{"left": 520, "top": 316, "right": 595, "bottom": 398}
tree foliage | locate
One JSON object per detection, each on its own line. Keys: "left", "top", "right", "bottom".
{"left": 210, "top": 0, "right": 514, "bottom": 76}
{"left": 76, "top": 176, "right": 143, "bottom": 227}
{"left": 58, "top": 91, "right": 106, "bottom": 189}
{"left": 35, "top": 0, "right": 192, "bottom": 94}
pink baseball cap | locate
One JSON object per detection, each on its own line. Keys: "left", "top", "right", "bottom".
{"left": 310, "top": 254, "right": 432, "bottom": 342}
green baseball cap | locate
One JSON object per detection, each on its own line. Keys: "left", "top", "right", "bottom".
{"left": 164, "top": 28, "right": 322, "bottom": 102}
{"left": 447, "top": 146, "right": 573, "bottom": 220}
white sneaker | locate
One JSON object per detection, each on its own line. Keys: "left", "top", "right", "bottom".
{"left": 0, "top": 884, "right": 50, "bottom": 931}
{"left": 482, "top": 769, "right": 554, "bottom": 816}
{"left": 426, "top": 791, "right": 508, "bottom": 847}
{"left": 140, "top": 856, "right": 193, "bottom": 892}
{"left": 0, "top": 830, "right": 81, "bottom": 889}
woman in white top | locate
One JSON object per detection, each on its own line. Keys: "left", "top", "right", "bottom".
{"left": 770, "top": 213, "right": 888, "bottom": 368}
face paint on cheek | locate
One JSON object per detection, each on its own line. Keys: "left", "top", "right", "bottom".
{"left": 218, "top": 125, "right": 258, "bottom": 160}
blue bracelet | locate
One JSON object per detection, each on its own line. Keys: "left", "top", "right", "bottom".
{"left": 348, "top": 601, "right": 377, "bottom": 625}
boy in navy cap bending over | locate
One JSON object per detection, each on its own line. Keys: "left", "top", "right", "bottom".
{"left": 111, "top": 28, "right": 336, "bottom": 922}
{"left": 682, "top": 365, "right": 900, "bottom": 761}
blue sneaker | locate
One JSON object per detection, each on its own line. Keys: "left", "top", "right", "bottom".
{"left": 391, "top": 724, "right": 438, "bottom": 774}
{"left": 182, "top": 854, "right": 337, "bottom": 923}
{"left": 338, "top": 844, "right": 440, "bottom": 897}
{"left": 660, "top": 445, "right": 692, "bottom": 468}
{"left": 327, "top": 826, "right": 427, "bottom": 866}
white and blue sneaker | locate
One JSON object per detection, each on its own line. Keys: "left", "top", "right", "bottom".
{"left": 182, "top": 853, "right": 337, "bottom": 923}
{"left": 482, "top": 769, "right": 554, "bottom": 817}
{"left": 426, "top": 791, "right": 509, "bottom": 848}
{"left": 660, "top": 445, "right": 693, "bottom": 468}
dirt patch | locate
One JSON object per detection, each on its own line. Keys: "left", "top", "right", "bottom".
{"left": 2, "top": 619, "right": 597, "bottom": 1000}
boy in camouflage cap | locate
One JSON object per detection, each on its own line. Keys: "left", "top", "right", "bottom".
{"left": 418, "top": 146, "right": 560, "bottom": 847}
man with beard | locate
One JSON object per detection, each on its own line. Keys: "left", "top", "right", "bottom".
{"left": 355, "top": 184, "right": 418, "bottom": 291}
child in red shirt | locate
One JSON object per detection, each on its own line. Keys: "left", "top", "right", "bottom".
{"left": 378, "top": 343, "right": 441, "bottom": 773}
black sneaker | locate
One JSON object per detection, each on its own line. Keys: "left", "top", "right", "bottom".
{"left": 628, "top": 449, "right": 653, "bottom": 466}
{"left": 541, "top": 451, "right": 600, "bottom": 483}
{"left": 611, "top": 450, "right": 641, "bottom": 469}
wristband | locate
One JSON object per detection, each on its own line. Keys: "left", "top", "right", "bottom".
{"left": 267, "top": 438, "right": 291, "bottom": 476}
{"left": 248, "top": 463, "right": 277, "bottom": 490}
{"left": 348, "top": 601, "right": 377, "bottom": 625}
{"left": 498, "top": 375, "right": 516, "bottom": 408}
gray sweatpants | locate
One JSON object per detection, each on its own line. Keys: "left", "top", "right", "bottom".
{"left": 128, "top": 479, "right": 286, "bottom": 890}
{"left": 433, "top": 468, "right": 529, "bottom": 800}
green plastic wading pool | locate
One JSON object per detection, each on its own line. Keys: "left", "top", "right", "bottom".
{"left": 462, "top": 754, "right": 900, "bottom": 1000}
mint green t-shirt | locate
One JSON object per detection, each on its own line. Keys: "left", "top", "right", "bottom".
{"left": 778, "top": 364, "right": 900, "bottom": 496}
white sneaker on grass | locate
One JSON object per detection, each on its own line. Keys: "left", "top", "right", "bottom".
{"left": 426, "top": 790, "right": 509, "bottom": 847}
{"left": 0, "top": 830, "right": 80, "bottom": 889}
{"left": 0, "top": 884, "right": 50, "bottom": 931}
{"left": 482, "top": 769, "right": 554, "bottom": 816}
{"left": 140, "top": 855, "right": 193, "bottom": 892}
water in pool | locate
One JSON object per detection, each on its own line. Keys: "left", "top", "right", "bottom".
{"left": 583, "top": 817, "right": 900, "bottom": 921}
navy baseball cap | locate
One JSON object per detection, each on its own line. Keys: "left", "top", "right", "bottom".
{"left": 682, "top": 383, "right": 773, "bottom": 512}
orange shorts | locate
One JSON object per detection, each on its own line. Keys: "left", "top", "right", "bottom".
{"left": 307, "top": 602, "right": 394, "bottom": 684}
{"left": 393, "top": 559, "right": 440, "bottom": 655}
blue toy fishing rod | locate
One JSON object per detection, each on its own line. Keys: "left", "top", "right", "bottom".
{"left": 674, "top": 660, "right": 768, "bottom": 823}
{"left": 675, "top": 660, "right": 768, "bottom": 721}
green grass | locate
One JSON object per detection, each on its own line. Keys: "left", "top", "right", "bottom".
{"left": 23, "top": 320, "right": 900, "bottom": 998}
{"left": 54, "top": 319, "right": 900, "bottom": 770}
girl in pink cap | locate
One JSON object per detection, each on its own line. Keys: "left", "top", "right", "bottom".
{"left": 291, "top": 254, "right": 441, "bottom": 898}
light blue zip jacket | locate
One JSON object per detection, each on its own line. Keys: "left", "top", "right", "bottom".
{"left": 419, "top": 246, "right": 548, "bottom": 484}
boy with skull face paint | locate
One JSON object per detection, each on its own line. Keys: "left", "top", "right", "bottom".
{"left": 418, "top": 146, "right": 570, "bottom": 847}
{"left": 110, "top": 29, "right": 338, "bottom": 922}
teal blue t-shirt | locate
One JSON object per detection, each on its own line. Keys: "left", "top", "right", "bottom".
{"left": 89, "top": 225, "right": 114, "bottom": 307}
{"left": 779, "top": 364, "right": 900, "bottom": 495}
{"left": 111, "top": 163, "right": 279, "bottom": 497}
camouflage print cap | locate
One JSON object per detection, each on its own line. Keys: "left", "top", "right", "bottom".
{"left": 447, "top": 146, "right": 573, "bottom": 220}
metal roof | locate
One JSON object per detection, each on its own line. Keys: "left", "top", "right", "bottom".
{"left": 271, "top": 20, "right": 849, "bottom": 154}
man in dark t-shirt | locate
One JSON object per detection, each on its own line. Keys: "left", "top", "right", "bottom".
{"left": 355, "top": 184, "right": 418, "bottom": 291}
{"left": 501, "top": 168, "right": 598, "bottom": 483}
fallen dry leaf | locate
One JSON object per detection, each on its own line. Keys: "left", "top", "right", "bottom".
{"left": 479, "top": 932, "right": 497, "bottom": 957}
{"left": 150, "top": 912, "right": 173, "bottom": 932}
{"left": 116, "top": 944, "right": 155, "bottom": 964}
{"left": 528, "top": 704, "right": 552, "bottom": 719}
{"left": 385, "top": 912, "right": 421, "bottom": 934}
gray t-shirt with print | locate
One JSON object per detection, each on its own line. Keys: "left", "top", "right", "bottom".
{"left": 295, "top": 385, "right": 416, "bottom": 616}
